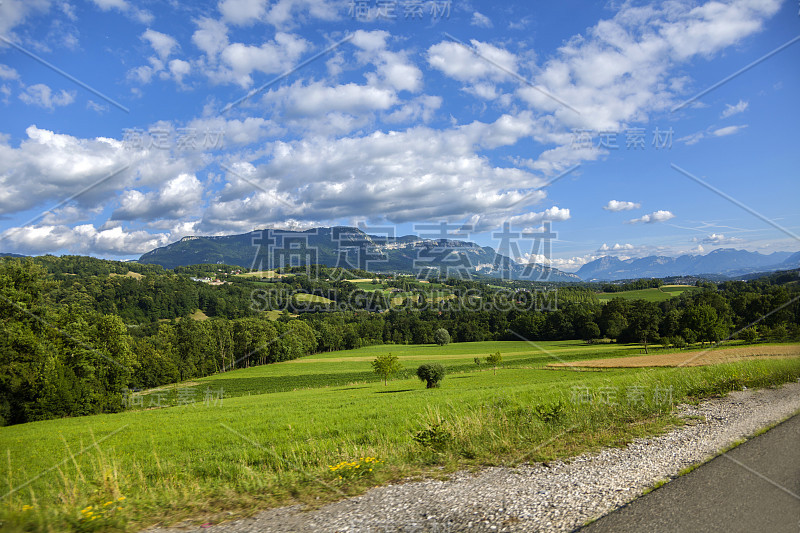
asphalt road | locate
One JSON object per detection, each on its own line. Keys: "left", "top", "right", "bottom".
{"left": 579, "top": 413, "right": 800, "bottom": 533}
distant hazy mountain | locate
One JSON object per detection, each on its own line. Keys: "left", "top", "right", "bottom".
{"left": 0, "top": 253, "right": 26, "bottom": 258}
{"left": 777, "top": 251, "right": 800, "bottom": 269}
{"left": 576, "top": 248, "right": 797, "bottom": 281}
{"left": 139, "top": 226, "right": 582, "bottom": 282}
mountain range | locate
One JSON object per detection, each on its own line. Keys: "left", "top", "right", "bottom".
{"left": 137, "top": 226, "right": 583, "bottom": 282}
{"left": 127, "top": 229, "right": 799, "bottom": 282}
{"left": 576, "top": 249, "right": 800, "bottom": 281}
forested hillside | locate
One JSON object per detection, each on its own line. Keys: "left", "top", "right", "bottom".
{"left": 1, "top": 256, "right": 798, "bottom": 426}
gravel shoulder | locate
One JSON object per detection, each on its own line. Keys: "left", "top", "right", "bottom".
{"left": 146, "top": 381, "right": 800, "bottom": 533}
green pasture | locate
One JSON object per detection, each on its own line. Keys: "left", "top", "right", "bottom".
{"left": 133, "top": 340, "right": 643, "bottom": 404}
{"left": 596, "top": 285, "right": 698, "bottom": 303}
{"left": 2, "top": 340, "right": 798, "bottom": 532}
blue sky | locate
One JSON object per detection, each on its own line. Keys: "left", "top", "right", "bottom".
{"left": 0, "top": 0, "right": 798, "bottom": 271}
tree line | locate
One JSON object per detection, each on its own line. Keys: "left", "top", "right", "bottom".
{"left": 1, "top": 256, "right": 798, "bottom": 426}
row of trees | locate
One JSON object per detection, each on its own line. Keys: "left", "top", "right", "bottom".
{"left": 298, "top": 281, "right": 798, "bottom": 352}
{"left": 598, "top": 278, "right": 663, "bottom": 293}
{"left": 131, "top": 318, "right": 317, "bottom": 388}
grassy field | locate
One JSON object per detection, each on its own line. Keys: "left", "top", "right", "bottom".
{"left": 262, "top": 309, "right": 300, "bottom": 320}
{"left": 234, "top": 271, "right": 284, "bottom": 279}
{"left": 596, "top": 285, "right": 698, "bottom": 303}
{"left": 108, "top": 271, "right": 143, "bottom": 280}
{"left": 293, "top": 293, "right": 336, "bottom": 304}
{"left": 2, "top": 341, "right": 798, "bottom": 532}
{"left": 188, "top": 309, "right": 210, "bottom": 321}
{"left": 660, "top": 284, "right": 695, "bottom": 292}
{"left": 350, "top": 281, "right": 385, "bottom": 291}
{"left": 134, "top": 341, "right": 645, "bottom": 405}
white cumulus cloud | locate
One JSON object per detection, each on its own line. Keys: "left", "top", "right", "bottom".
{"left": 694, "top": 233, "right": 744, "bottom": 245}
{"left": 712, "top": 125, "right": 747, "bottom": 137}
{"left": 471, "top": 12, "right": 493, "bottom": 28}
{"left": 721, "top": 99, "right": 748, "bottom": 118}
{"left": 89, "top": 0, "right": 152, "bottom": 23}
{"left": 598, "top": 243, "right": 635, "bottom": 251}
{"left": 603, "top": 200, "right": 641, "bottom": 212}
{"left": 142, "top": 29, "right": 179, "bottom": 60}
{"left": 628, "top": 210, "right": 675, "bottom": 224}
{"left": 0, "top": 64, "right": 20, "bottom": 80}
{"left": 19, "top": 84, "right": 76, "bottom": 109}
{"left": 0, "top": 224, "right": 171, "bottom": 256}
{"left": 112, "top": 173, "right": 203, "bottom": 221}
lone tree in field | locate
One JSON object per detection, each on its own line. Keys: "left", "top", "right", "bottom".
{"left": 486, "top": 351, "right": 502, "bottom": 375}
{"left": 416, "top": 363, "right": 445, "bottom": 388}
{"left": 433, "top": 327, "right": 451, "bottom": 346}
{"left": 580, "top": 321, "right": 601, "bottom": 344}
{"left": 372, "top": 353, "right": 403, "bottom": 385}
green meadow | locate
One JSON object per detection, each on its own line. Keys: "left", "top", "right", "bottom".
{"left": 135, "top": 341, "right": 643, "bottom": 404}
{"left": 233, "top": 271, "right": 284, "bottom": 279}
{"left": 596, "top": 285, "right": 698, "bottom": 303}
{"left": 2, "top": 340, "right": 799, "bottom": 532}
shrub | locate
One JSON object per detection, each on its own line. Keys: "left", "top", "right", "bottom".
{"left": 416, "top": 363, "right": 445, "bottom": 388}
{"left": 433, "top": 328, "right": 451, "bottom": 346}
{"left": 738, "top": 327, "right": 758, "bottom": 344}
{"left": 412, "top": 422, "right": 451, "bottom": 450}
{"left": 532, "top": 401, "right": 565, "bottom": 423}
{"left": 768, "top": 324, "right": 787, "bottom": 341}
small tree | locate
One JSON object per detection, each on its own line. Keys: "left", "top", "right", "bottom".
{"left": 581, "top": 322, "right": 601, "bottom": 344}
{"left": 739, "top": 327, "right": 758, "bottom": 344}
{"left": 473, "top": 356, "right": 481, "bottom": 369}
{"left": 682, "top": 328, "right": 697, "bottom": 346}
{"left": 486, "top": 351, "right": 502, "bottom": 375}
{"left": 372, "top": 353, "right": 403, "bottom": 385}
{"left": 416, "top": 363, "right": 445, "bottom": 388}
{"left": 433, "top": 328, "right": 451, "bottom": 346}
